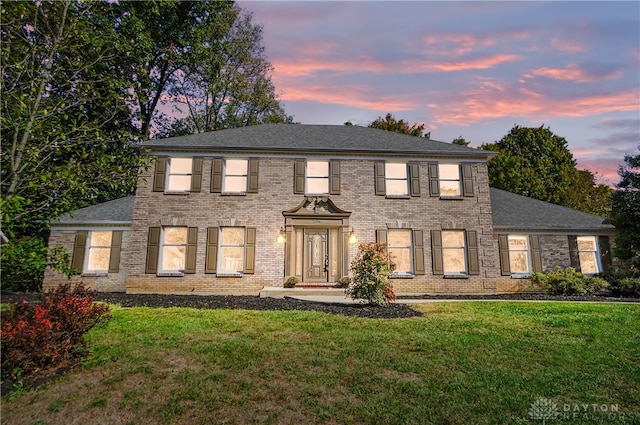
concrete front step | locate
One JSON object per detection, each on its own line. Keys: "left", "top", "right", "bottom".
{"left": 259, "top": 286, "right": 347, "bottom": 299}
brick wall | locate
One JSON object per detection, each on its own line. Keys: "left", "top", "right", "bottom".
{"left": 126, "top": 155, "right": 504, "bottom": 295}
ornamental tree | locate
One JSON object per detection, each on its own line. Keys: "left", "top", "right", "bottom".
{"left": 347, "top": 242, "right": 396, "bottom": 306}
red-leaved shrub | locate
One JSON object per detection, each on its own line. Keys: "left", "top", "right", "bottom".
{"left": 1, "top": 283, "right": 111, "bottom": 380}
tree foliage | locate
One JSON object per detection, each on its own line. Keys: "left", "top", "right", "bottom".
{"left": 368, "top": 113, "right": 430, "bottom": 139}
{"left": 1, "top": 0, "right": 146, "bottom": 239}
{"left": 452, "top": 136, "right": 470, "bottom": 146}
{"left": 609, "top": 149, "right": 640, "bottom": 268}
{"left": 481, "top": 125, "right": 612, "bottom": 215}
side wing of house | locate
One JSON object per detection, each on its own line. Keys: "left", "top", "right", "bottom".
{"left": 490, "top": 188, "right": 615, "bottom": 292}
{"left": 43, "top": 196, "right": 134, "bottom": 292}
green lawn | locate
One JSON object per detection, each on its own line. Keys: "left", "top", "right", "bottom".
{"left": 2, "top": 302, "right": 639, "bottom": 425}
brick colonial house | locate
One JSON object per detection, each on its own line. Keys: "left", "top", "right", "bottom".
{"left": 44, "top": 124, "right": 615, "bottom": 295}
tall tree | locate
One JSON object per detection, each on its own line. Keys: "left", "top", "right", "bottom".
{"left": 481, "top": 125, "right": 613, "bottom": 215}
{"left": 1, "top": 0, "right": 145, "bottom": 238}
{"left": 167, "top": 5, "right": 290, "bottom": 134}
{"left": 482, "top": 125, "right": 578, "bottom": 205}
{"left": 111, "top": 0, "right": 237, "bottom": 139}
{"left": 369, "top": 113, "right": 431, "bottom": 139}
{"left": 1, "top": 0, "right": 146, "bottom": 291}
{"left": 609, "top": 149, "right": 640, "bottom": 268}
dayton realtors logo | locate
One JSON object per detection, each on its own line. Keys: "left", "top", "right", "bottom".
{"left": 528, "top": 397, "right": 636, "bottom": 423}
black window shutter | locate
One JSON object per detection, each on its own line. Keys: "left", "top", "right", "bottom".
{"left": 190, "top": 158, "right": 203, "bottom": 192}
{"left": 294, "top": 159, "right": 305, "bottom": 194}
{"left": 330, "top": 160, "right": 341, "bottom": 195}
{"left": 412, "top": 230, "right": 425, "bottom": 275}
{"left": 431, "top": 230, "right": 444, "bottom": 275}
{"left": 211, "top": 158, "right": 223, "bottom": 193}
{"left": 428, "top": 162, "right": 440, "bottom": 197}
{"left": 244, "top": 227, "right": 256, "bottom": 274}
{"left": 568, "top": 236, "right": 580, "bottom": 272}
{"left": 145, "top": 227, "right": 161, "bottom": 274}
{"left": 598, "top": 236, "right": 612, "bottom": 272}
{"left": 72, "top": 231, "right": 88, "bottom": 273}
{"left": 461, "top": 163, "right": 474, "bottom": 197}
{"left": 247, "top": 158, "right": 259, "bottom": 193}
{"left": 184, "top": 227, "right": 198, "bottom": 274}
{"left": 153, "top": 157, "right": 167, "bottom": 192}
{"left": 498, "top": 235, "right": 510, "bottom": 276}
{"left": 467, "top": 230, "right": 480, "bottom": 275}
{"left": 530, "top": 235, "right": 543, "bottom": 273}
{"left": 205, "top": 227, "right": 219, "bottom": 274}
{"left": 108, "top": 231, "right": 123, "bottom": 273}
{"left": 374, "top": 161, "right": 386, "bottom": 196}
{"left": 409, "top": 162, "right": 421, "bottom": 197}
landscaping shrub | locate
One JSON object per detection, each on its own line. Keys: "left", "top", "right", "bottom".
{"left": 531, "top": 267, "right": 609, "bottom": 295}
{"left": 347, "top": 242, "right": 396, "bottom": 306}
{"left": 284, "top": 276, "right": 299, "bottom": 288}
{"left": 601, "top": 268, "right": 640, "bottom": 297}
{"left": 1, "top": 283, "right": 111, "bottom": 380}
{"left": 334, "top": 276, "right": 351, "bottom": 288}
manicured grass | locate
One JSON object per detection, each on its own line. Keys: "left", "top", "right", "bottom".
{"left": 2, "top": 302, "right": 639, "bottom": 424}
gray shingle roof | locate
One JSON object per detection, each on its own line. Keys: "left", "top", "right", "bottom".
{"left": 52, "top": 196, "right": 135, "bottom": 225}
{"left": 143, "top": 124, "right": 493, "bottom": 158}
{"left": 490, "top": 188, "right": 613, "bottom": 231}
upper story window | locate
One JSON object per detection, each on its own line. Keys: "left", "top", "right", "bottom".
{"left": 224, "top": 159, "right": 248, "bottom": 193}
{"left": 374, "top": 161, "right": 420, "bottom": 197}
{"left": 306, "top": 160, "right": 330, "bottom": 194}
{"left": 294, "top": 159, "right": 340, "bottom": 195}
{"left": 166, "top": 158, "right": 193, "bottom": 192}
{"left": 428, "top": 162, "right": 474, "bottom": 198}
{"left": 85, "top": 231, "right": 112, "bottom": 273}
{"left": 442, "top": 230, "right": 467, "bottom": 275}
{"left": 212, "top": 158, "right": 258, "bottom": 194}
{"left": 438, "top": 164, "right": 461, "bottom": 196}
{"left": 385, "top": 163, "right": 409, "bottom": 196}
{"left": 388, "top": 229, "right": 413, "bottom": 274}
{"left": 160, "top": 226, "right": 188, "bottom": 272}
{"left": 153, "top": 157, "right": 203, "bottom": 193}
{"left": 576, "top": 236, "right": 600, "bottom": 274}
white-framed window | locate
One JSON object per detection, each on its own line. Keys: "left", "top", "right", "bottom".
{"left": 577, "top": 236, "right": 600, "bottom": 274}
{"left": 224, "top": 159, "right": 248, "bottom": 193}
{"left": 388, "top": 229, "right": 413, "bottom": 275}
{"left": 508, "top": 235, "right": 531, "bottom": 275}
{"left": 166, "top": 158, "right": 192, "bottom": 192}
{"left": 439, "top": 164, "right": 461, "bottom": 196}
{"left": 160, "top": 226, "right": 188, "bottom": 272}
{"left": 218, "top": 227, "right": 245, "bottom": 274}
{"left": 85, "top": 231, "right": 112, "bottom": 273}
{"left": 306, "top": 160, "right": 329, "bottom": 194}
{"left": 442, "top": 230, "right": 467, "bottom": 275}
{"left": 385, "top": 163, "right": 409, "bottom": 196}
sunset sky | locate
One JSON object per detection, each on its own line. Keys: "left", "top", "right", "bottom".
{"left": 240, "top": 1, "right": 639, "bottom": 185}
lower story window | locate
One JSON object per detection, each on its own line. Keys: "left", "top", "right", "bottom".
{"left": 388, "top": 229, "right": 412, "bottom": 275}
{"left": 508, "top": 235, "right": 531, "bottom": 275}
{"left": 85, "top": 231, "right": 112, "bottom": 273}
{"left": 161, "top": 227, "right": 187, "bottom": 272}
{"left": 442, "top": 230, "right": 466, "bottom": 275}
{"left": 218, "top": 227, "right": 245, "bottom": 273}
{"left": 577, "top": 236, "right": 600, "bottom": 274}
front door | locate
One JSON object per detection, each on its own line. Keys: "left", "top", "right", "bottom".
{"left": 304, "top": 229, "right": 328, "bottom": 282}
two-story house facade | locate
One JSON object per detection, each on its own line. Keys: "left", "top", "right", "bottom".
{"left": 44, "top": 124, "right": 615, "bottom": 295}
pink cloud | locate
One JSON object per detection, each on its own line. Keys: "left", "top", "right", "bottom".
{"left": 531, "top": 63, "right": 622, "bottom": 83}
{"left": 549, "top": 38, "right": 587, "bottom": 53}
{"left": 406, "top": 54, "right": 520, "bottom": 72}
{"left": 433, "top": 79, "right": 638, "bottom": 126}
{"left": 423, "top": 33, "right": 498, "bottom": 57}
